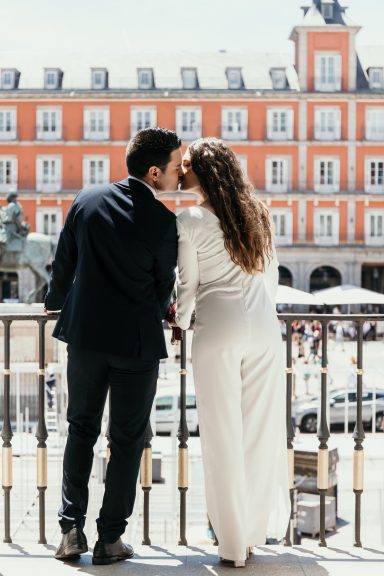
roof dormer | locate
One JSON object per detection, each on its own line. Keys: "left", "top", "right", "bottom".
{"left": 368, "top": 67, "right": 384, "bottom": 91}
{"left": 181, "top": 68, "right": 199, "bottom": 90}
{"left": 137, "top": 68, "right": 155, "bottom": 90}
{"left": 270, "top": 68, "right": 287, "bottom": 90}
{"left": 226, "top": 68, "right": 244, "bottom": 90}
{"left": 44, "top": 68, "right": 63, "bottom": 90}
{"left": 1, "top": 68, "right": 20, "bottom": 90}
{"left": 91, "top": 68, "right": 109, "bottom": 90}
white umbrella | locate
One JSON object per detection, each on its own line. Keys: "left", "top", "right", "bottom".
{"left": 276, "top": 285, "right": 322, "bottom": 305}
{"left": 314, "top": 284, "right": 384, "bottom": 305}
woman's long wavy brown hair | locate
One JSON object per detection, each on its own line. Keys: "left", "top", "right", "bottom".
{"left": 189, "top": 138, "right": 273, "bottom": 274}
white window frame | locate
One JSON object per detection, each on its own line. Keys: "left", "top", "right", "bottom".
{"left": 138, "top": 69, "right": 154, "bottom": 89}
{"left": 314, "top": 157, "right": 340, "bottom": 193}
{"left": 176, "top": 107, "right": 202, "bottom": 140}
{"left": 36, "top": 107, "right": 62, "bottom": 140}
{"left": 315, "top": 52, "right": 342, "bottom": 92}
{"left": 369, "top": 68, "right": 383, "bottom": 90}
{"left": 366, "top": 107, "right": 384, "bottom": 141}
{"left": 130, "top": 107, "right": 157, "bottom": 137}
{"left": 36, "top": 208, "right": 63, "bottom": 241}
{"left": 221, "top": 108, "right": 248, "bottom": 140}
{"left": 314, "top": 209, "right": 340, "bottom": 245}
{"left": 44, "top": 69, "right": 60, "bottom": 90}
{"left": 226, "top": 68, "right": 242, "bottom": 89}
{"left": 321, "top": 3, "right": 334, "bottom": 19}
{"left": 0, "top": 156, "right": 17, "bottom": 192}
{"left": 83, "top": 107, "right": 109, "bottom": 140}
{"left": 270, "top": 69, "right": 287, "bottom": 90}
{"left": 314, "top": 106, "right": 341, "bottom": 140}
{"left": 36, "top": 156, "right": 62, "bottom": 192}
{"left": 83, "top": 155, "right": 110, "bottom": 187}
{"left": 91, "top": 69, "right": 107, "bottom": 90}
{"left": 365, "top": 210, "right": 384, "bottom": 245}
{"left": 364, "top": 157, "right": 384, "bottom": 193}
{"left": 266, "top": 156, "right": 290, "bottom": 193}
{"left": 271, "top": 209, "right": 293, "bottom": 245}
{"left": 181, "top": 68, "right": 198, "bottom": 89}
{"left": 267, "top": 107, "right": 294, "bottom": 140}
{"left": 0, "top": 107, "right": 17, "bottom": 140}
{"left": 1, "top": 70, "right": 15, "bottom": 90}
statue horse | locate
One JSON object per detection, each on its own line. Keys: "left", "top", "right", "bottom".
{"left": 0, "top": 232, "right": 56, "bottom": 303}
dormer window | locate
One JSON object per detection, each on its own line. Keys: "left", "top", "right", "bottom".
{"left": 321, "top": 3, "right": 334, "bottom": 20}
{"left": 226, "top": 68, "right": 243, "bottom": 90}
{"left": 44, "top": 68, "right": 63, "bottom": 90}
{"left": 1, "top": 69, "right": 20, "bottom": 90}
{"left": 181, "top": 68, "right": 198, "bottom": 90}
{"left": 270, "top": 68, "right": 287, "bottom": 90}
{"left": 138, "top": 68, "right": 154, "bottom": 89}
{"left": 368, "top": 67, "right": 383, "bottom": 90}
{"left": 91, "top": 68, "right": 108, "bottom": 90}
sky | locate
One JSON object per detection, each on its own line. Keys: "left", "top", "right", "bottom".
{"left": 2, "top": 0, "right": 384, "bottom": 61}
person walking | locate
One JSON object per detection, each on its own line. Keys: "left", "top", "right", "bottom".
{"left": 45, "top": 128, "right": 182, "bottom": 565}
{"left": 171, "top": 138, "right": 290, "bottom": 566}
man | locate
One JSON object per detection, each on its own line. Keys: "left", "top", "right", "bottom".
{"left": 45, "top": 128, "right": 182, "bottom": 565}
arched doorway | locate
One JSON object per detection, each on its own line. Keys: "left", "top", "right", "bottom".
{"left": 310, "top": 266, "right": 341, "bottom": 292}
{"left": 0, "top": 272, "right": 19, "bottom": 302}
{"left": 278, "top": 266, "right": 293, "bottom": 287}
{"left": 362, "top": 264, "right": 384, "bottom": 294}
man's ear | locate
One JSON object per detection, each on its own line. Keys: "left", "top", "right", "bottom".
{"left": 148, "top": 166, "right": 159, "bottom": 182}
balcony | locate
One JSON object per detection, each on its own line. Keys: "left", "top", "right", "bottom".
{"left": 0, "top": 311, "right": 384, "bottom": 575}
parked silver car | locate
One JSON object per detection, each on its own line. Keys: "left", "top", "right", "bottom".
{"left": 294, "top": 389, "right": 384, "bottom": 433}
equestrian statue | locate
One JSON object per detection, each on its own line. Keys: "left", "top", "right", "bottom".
{"left": 0, "top": 193, "right": 56, "bottom": 303}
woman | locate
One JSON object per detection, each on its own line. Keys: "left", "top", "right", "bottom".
{"left": 173, "top": 138, "right": 290, "bottom": 566}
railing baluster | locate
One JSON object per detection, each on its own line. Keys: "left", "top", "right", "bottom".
{"left": 353, "top": 321, "right": 365, "bottom": 548}
{"left": 141, "top": 421, "right": 153, "bottom": 545}
{"left": 317, "top": 320, "right": 330, "bottom": 548}
{"left": 284, "top": 320, "right": 295, "bottom": 546}
{"left": 177, "top": 331, "right": 189, "bottom": 546}
{"left": 36, "top": 319, "right": 48, "bottom": 544}
{"left": 1, "top": 320, "right": 12, "bottom": 543}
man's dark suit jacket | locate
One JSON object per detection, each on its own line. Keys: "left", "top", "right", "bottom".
{"left": 44, "top": 178, "right": 177, "bottom": 358}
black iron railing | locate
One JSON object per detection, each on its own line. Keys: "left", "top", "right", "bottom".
{"left": 0, "top": 312, "right": 383, "bottom": 548}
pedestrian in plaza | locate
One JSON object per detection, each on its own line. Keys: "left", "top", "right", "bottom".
{"left": 169, "top": 138, "right": 290, "bottom": 567}
{"left": 45, "top": 128, "right": 182, "bottom": 565}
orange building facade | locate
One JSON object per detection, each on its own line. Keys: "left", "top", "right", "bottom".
{"left": 0, "top": 0, "right": 383, "bottom": 300}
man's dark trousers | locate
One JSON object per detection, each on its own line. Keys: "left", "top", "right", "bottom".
{"left": 59, "top": 345, "right": 159, "bottom": 543}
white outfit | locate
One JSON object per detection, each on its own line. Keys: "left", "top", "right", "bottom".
{"left": 176, "top": 206, "right": 290, "bottom": 562}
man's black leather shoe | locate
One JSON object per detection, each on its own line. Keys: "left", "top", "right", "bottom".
{"left": 55, "top": 527, "right": 88, "bottom": 560}
{"left": 92, "top": 538, "right": 134, "bottom": 565}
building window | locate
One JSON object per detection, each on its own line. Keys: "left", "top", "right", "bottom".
{"left": 270, "top": 68, "right": 287, "bottom": 90}
{"left": 271, "top": 210, "right": 293, "bottom": 245}
{"left": 314, "top": 157, "right": 340, "bottom": 193}
{"left": 176, "top": 107, "right": 202, "bottom": 140}
{"left": 314, "top": 210, "right": 339, "bottom": 245}
{"left": 1, "top": 69, "right": 19, "bottom": 90}
{"left": 36, "top": 209, "right": 63, "bottom": 241}
{"left": 84, "top": 107, "right": 109, "bottom": 140}
{"left": 83, "top": 156, "right": 110, "bottom": 186}
{"left": 44, "top": 68, "right": 63, "bottom": 90}
{"left": 226, "top": 68, "right": 243, "bottom": 89}
{"left": 266, "top": 157, "right": 290, "bottom": 193}
{"left": 315, "top": 53, "right": 341, "bottom": 92}
{"left": 181, "top": 68, "right": 198, "bottom": 89}
{"left": 36, "top": 107, "right": 62, "bottom": 140}
{"left": 137, "top": 68, "right": 154, "bottom": 89}
{"left": 314, "top": 107, "right": 341, "bottom": 140}
{"left": 368, "top": 67, "right": 383, "bottom": 90}
{"left": 366, "top": 108, "right": 384, "bottom": 140}
{"left": 365, "top": 158, "right": 384, "bottom": 193}
{"left": 321, "top": 3, "right": 334, "bottom": 19}
{"left": 221, "top": 108, "right": 247, "bottom": 140}
{"left": 237, "top": 155, "right": 247, "bottom": 176}
{"left": 91, "top": 68, "right": 108, "bottom": 90}
{"left": 365, "top": 211, "right": 384, "bottom": 245}
{"left": 130, "top": 107, "right": 157, "bottom": 137}
{"left": 267, "top": 108, "right": 294, "bottom": 140}
{"left": 36, "top": 156, "right": 62, "bottom": 192}
{"left": 0, "top": 108, "right": 16, "bottom": 140}
{"left": 0, "top": 157, "right": 17, "bottom": 192}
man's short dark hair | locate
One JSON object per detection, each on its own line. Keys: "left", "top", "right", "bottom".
{"left": 126, "top": 127, "right": 181, "bottom": 178}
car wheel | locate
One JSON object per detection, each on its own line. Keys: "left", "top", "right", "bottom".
{"left": 375, "top": 412, "right": 384, "bottom": 432}
{"left": 301, "top": 414, "right": 318, "bottom": 434}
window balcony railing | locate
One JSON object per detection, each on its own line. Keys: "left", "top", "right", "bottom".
{"left": 0, "top": 312, "right": 383, "bottom": 548}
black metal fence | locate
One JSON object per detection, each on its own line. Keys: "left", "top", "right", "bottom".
{"left": 1, "top": 313, "right": 383, "bottom": 548}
